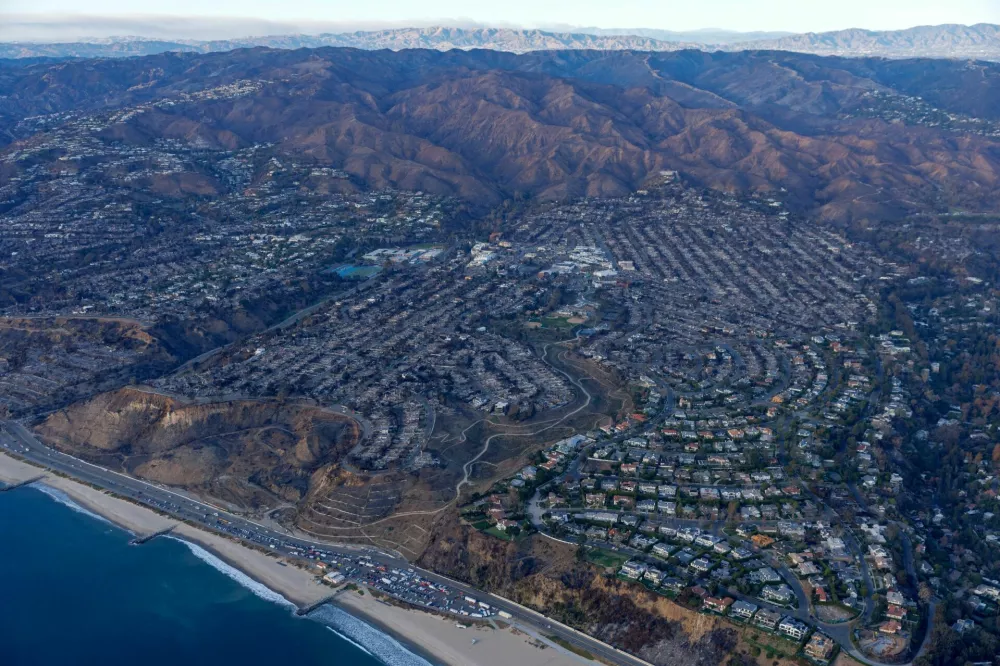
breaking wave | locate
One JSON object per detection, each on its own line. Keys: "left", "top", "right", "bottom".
{"left": 22, "top": 489, "right": 433, "bottom": 666}
{"left": 32, "top": 484, "right": 115, "bottom": 528}
{"left": 309, "top": 604, "right": 435, "bottom": 666}
{"left": 166, "top": 536, "right": 431, "bottom": 666}
{"left": 326, "top": 626, "right": 375, "bottom": 657}
{"left": 168, "top": 537, "right": 297, "bottom": 611}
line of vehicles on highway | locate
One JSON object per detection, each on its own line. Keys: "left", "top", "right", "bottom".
{"left": 346, "top": 556, "right": 508, "bottom": 620}
{"left": 6, "top": 431, "right": 512, "bottom": 626}
{"left": 196, "top": 508, "right": 507, "bottom": 620}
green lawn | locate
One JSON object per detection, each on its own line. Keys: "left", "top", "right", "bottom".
{"left": 483, "top": 526, "right": 516, "bottom": 541}
{"left": 585, "top": 548, "right": 630, "bottom": 569}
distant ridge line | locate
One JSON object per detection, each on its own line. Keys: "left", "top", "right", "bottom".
{"left": 2, "top": 23, "right": 1000, "bottom": 61}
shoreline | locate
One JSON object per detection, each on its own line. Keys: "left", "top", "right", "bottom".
{"left": 0, "top": 452, "right": 589, "bottom": 666}
{"left": 333, "top": 589, "right": 592, "bottom": 666}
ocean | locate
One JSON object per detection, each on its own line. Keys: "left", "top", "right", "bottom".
{"left": 0, "top": 484, "right": 435, "bottom": 666}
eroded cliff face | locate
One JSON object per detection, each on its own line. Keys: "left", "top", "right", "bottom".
{"left": 36, "top": 387, "right": 360, "bottom": 508}
{"left": 417, "top": 511, "right": 764, "bottom": 666}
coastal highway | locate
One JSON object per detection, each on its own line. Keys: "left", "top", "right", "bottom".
{"left": 0, "top": 421, "right": 653, "bottom": 666}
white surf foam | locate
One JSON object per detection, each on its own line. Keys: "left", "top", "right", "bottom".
{"left": 167, "top": 535, "right": 432, "bottom": 666}
{"left": 25, "top": 486, "right": 433, "bottom": 666}
{"left": 309, "top": 604, "right": 435, "bottom": 666}
{"left": 327, "top": 626, "right": 376, "bottom": 657}
{"left": 32, "top": 484, "right": 116, "bottom": 528}
{"left": 168, "top": 537, "right": 297, "bottom": 610}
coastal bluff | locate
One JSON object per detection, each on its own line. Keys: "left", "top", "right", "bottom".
{"left": 35, "top": 387, "right": 361, "bottom": 508}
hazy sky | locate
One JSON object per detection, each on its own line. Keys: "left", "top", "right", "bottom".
{"left": 3, "top": 0, "right": 1000, "bottom": 40}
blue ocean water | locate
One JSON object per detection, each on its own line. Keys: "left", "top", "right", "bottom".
{"left": 0, "top": 485, "right": 431, "bottom": 666}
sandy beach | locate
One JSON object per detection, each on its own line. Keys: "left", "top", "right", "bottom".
{"left": 0, "top": 452, "right": 592, "bottom": 666}
{"left": 0, "top": 452, "right": 331, "bottom": 605}
{"left": 339, "top": 589, "right": 593, "bottom": 666}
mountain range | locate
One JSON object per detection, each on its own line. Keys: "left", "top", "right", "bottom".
{"left": 2, "top": 23, "right": 1000, "bottom": 61}
{"left": 0, "top": 27, "right": 699, "bottom": 59}
{"left": 3, "top": 47, "right": 1000, "bottom": 223}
